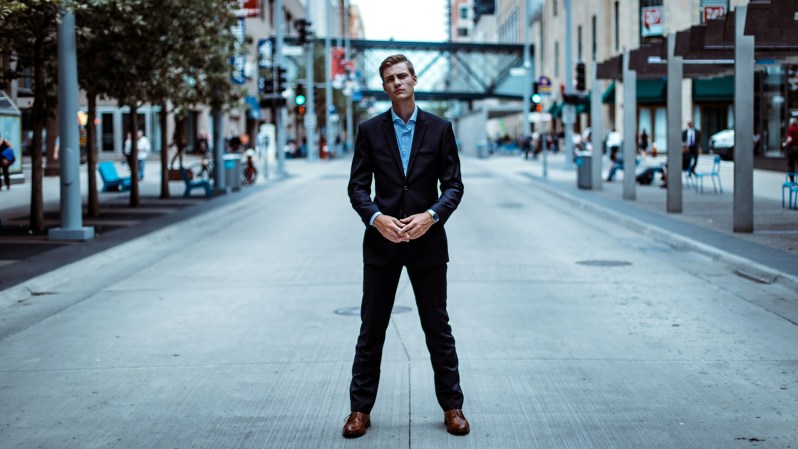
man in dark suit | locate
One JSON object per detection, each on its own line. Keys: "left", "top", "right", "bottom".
{"left": 343, "top": 54, "right": 468, "bottom": 438}
{"left": 682, "top": 121, "right": 702, "bottom": 175}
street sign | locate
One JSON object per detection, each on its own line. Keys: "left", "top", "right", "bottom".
{"left": 528, "top": 112, "right": 552, "bottom": 123}
{"left": 284, "top": 45, "right": 303, "bottom": 56}
{"left": 538, "top": 76, "right": 552, "bottom": 96}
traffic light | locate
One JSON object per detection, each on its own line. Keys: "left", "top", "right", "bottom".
{"left": 261, "top": 75, "right": 275, "bottom": 94}
{"left": 575, "top": 61, "right": 586, "bottom": 92}
{"left": 294, "top": 84, "right": 306, "bottom": 106}
{"left": 531, "top": 81, "right": 542, "bottom": 105}
{"left": 276, "top": 65, "right": 287, "bottom": 94}
{"left": 295, "top": 19, "right": 312, "bottom": 45}
{"left": 297, "top": 105, "right": 306, "bottom": 116}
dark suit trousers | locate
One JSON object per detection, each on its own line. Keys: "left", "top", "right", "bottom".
{"left": 687, "top": 145, "right": 699, "bottom": 174}
{"left": 349, "top": 247, "right": 464, "bottom": 413}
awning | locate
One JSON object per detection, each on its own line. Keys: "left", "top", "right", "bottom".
{"left": 693, "top": 75, "right": 734, "bottom": 102}
{"left": 636, "top": 79, "right": 666, "bottom": 104}
{"left": 602, "top": 81, "right": 616, "bottom": 104}
{"left": 576, "top": 95, "right": 591, "bottom": 114}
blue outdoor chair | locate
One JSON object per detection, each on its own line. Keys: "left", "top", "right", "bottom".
{"left": 180, "top": 167, "right": 212, "bottom": 197}
{"left": 693, "top": 155, "right": 723, "bottom": 194}
{"left": 783, "top": 172, "right": 798, "bottom": 209}
{"left": 97, "top": 161, "right": 132, "bottom": 192}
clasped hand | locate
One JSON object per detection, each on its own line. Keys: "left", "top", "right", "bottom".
{"left": 373, "top": 212, "right": 433, "bottom": 243}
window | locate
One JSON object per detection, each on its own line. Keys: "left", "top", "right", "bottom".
{"left": 614, "top": 2, "right": 620, "bottom": 51}
{"left": 553, "top": 0, "right": 558, "bottom": 16}
{"left": 592, "top": 15, "right": 597, "bottom": 61}
{"left": 460, "top": 5, "right": 468, "bottom": 19}
{"left": 457, "top": 28, "right": 469, "bottom": 37}
{"left": 577, "top": 25, "right": 583, "bottom": 61}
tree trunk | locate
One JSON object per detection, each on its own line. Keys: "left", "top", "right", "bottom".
{"left": 29, "top": 35, "right": 46, "bottom": 234}
{"left": 129, "top": 103, "right": 140, "bottom": 207}
{"left": 160, "top": 102, "right": 169, "bottom": 199}
{"left": 86, "top": 92, "right": 100, "bottom": 218}
{"left": 44, "top": 105, "right": 59, "bottom": 176}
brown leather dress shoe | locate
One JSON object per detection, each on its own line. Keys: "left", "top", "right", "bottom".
{"left": 342, "top": 412, "right": 370, "bottom": 438}
{"left": 444, "top": 409, "right": 470, "bottom": 435}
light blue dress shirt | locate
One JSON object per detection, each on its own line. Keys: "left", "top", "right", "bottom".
{"left": 369, "top": 107, "right": 418, "bottom": 226}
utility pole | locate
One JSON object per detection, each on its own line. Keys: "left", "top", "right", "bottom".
{"left": 275, "top": 0, "right": 287, "bottom": 176}
{"left": 325, "top": 0, "right": 335, "bottom": 159}
{"left": 344, "top": 0, "right": 353, "bottom": 153}
{"left": 522, "top": 0, "right": 532, "bottom": 141}
{"left": 563, "top": 0, "right": 575, "bottom": 169}
{"left": 305, "top": 0, "right": 316, "bottom": 161}
{"left": 49, "top": 3, "right": 94, "bottom": 241}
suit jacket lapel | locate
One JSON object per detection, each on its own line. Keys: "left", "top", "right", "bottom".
{"left": 405, "top": 108, "right": 427, "bottom": 180}
{"left": 380, "top": 110, "right": 405, "bottom": 179}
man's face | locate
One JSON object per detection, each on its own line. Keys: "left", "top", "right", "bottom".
{"left": 688, "top": 122, "right": 694, "bottom": 128}
{"left": 382, "top": 62, "right": 416, "bottom": 102}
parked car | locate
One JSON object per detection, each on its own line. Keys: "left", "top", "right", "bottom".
{"left": 708, "top": 129, "right": 734, "bottom": 161}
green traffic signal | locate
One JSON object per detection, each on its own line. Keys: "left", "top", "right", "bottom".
{"left": 531, "top": 93, "right": 542, "bottom": 104}
{"left": 295, "top": 94, "right": 306, "bottom": 106}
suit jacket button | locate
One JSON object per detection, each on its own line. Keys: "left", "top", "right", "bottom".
{"left": 403, "top": 185, "right": 408, "bottom": 191}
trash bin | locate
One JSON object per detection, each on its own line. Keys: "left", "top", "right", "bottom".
{"left": 223, "top": 154, "right": 242, "bottom": 192}
{"left": 476, "top": 142, "right": 488, "bottom": 159}
{"left": 576, "top": 153, "right": 592, "bottom": 189}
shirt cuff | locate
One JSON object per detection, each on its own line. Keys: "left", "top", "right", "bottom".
{"left": 369, "top": 211, "right": 382, "bottom": 226}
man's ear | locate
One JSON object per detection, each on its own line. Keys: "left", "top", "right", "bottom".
{"left": 412, "top": 76, "right": 417, "bottom": 86}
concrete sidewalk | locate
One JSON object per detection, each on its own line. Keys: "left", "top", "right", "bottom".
{"left": 487, "top": 151, "right": 798, "bottom": 289}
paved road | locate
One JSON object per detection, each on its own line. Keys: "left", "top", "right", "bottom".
{"left": 0, "top": 156, "right": 796, "bottom": 448}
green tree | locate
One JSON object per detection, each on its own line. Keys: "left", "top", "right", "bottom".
{"left": 0, "top": 0, "right": 61, "bottom": 234}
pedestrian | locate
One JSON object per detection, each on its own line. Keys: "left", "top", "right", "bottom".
{"left": 782, "top": 117, "right": 798, "bottom": 182}
{"left": 0, "top": 132, "right": 15, "bottom": 190}
{"left": 124, "top": 130, "right": 151, "bottom": 181}
{"left": 196, "top": 129, "right": 210, "bottom": 156}
{"left": 344, "top": 54, "right": 468, "bottom": 439}
{"left": 521, "top": 133, "right": 532, "bottom": 159}
{"left": 682, "top": 120, "right": 702, "bottom": 176}
{"left": 606, "top": 128, "right": 622, "bottom": 162}
{"left": 639, "top": 129, "right": 649, "bottom": 153}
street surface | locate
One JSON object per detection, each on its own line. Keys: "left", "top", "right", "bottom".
{"left": 0, "top": 155, "right": 796, "bottom": 448}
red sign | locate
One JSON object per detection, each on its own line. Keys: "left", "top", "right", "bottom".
{"left": 702, "top": 5, "right": 726, "bottom": 23}
{"left": 235, "top": 0, "right": 260, "bottom": 18}
{"left": 331, "top": 48, "right": 346, "bottom": 79}
{"left": 641, "top": 6, "right": 663, "bottom": 37}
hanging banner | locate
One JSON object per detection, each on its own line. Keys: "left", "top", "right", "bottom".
{"left": 331, "top": 47, "right": 346, "bottom": 80}
{"left": 641, "top": 6, "right": 663, "bottom": 37}
{"left": 231, "top": 19, "right": 246, "bottom": 85}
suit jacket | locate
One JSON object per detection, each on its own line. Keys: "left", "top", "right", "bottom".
{"left": 348, "top": 108, "right": 464, "bottom": 267}
{"left": 682, "top": 128, "right": 702, "bottom": 148}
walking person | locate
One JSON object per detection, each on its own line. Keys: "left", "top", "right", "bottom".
{"left": 344, "top": 54, "right": 469, "bottom": 439}
{"left": 783, "top": 118, "right": 798, "bottom": 182}
{"left": 682, "top": 121, "right": 702, "bottom": 176}
{"left": 124, "top": 130, "right": 151, "bottom": 181}
{"left": 0, "top": 132, "right": 15, "bottom": 190}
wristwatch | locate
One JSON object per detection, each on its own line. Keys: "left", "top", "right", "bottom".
{"left": 427, "top": 209, "right": 440, "bottom": 223}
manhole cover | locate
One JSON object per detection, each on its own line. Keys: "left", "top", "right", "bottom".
{"left": 576, "top": 260, "right": 632, "bottom": 267}
{"left": 335, "top": 306, "right": 413, "bottom": 316}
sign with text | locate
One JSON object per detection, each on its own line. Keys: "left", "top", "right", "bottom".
{"left": 230, "top": 19, "right": 246, "bottom": 85}
{"left": 701, "top": 5, "right": 726, "bottom": 23}
{"left": 538, "top": 76, "right": 552, "bottom": 96}
{"left": 235, "top": 0, "right": 260, "bottom": 18}
{"left": 641, "top": 6, "right": 663, "bottom": 37}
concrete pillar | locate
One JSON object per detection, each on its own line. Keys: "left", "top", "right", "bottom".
{"left": 622, "top": 50, "right": 636, "bottom": 200}
{"left": 666, "top": 32, "right": 683, "bottom": 213}
{"left": 590, "top": 65, "right": 603, "bottom": 190}
{"left": 734, "top": 5, "right": 754, "bottom": 233}
{"left": 49, "top": 6, "right": 94, "bottom": 241}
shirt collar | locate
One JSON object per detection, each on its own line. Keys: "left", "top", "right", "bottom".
{"left": 391, "top": 106, "right": 418, "bottom": 126}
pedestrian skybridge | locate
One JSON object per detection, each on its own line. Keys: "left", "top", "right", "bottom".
{"left": 342, "top": 39, "right": 528, "bottom": 102}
